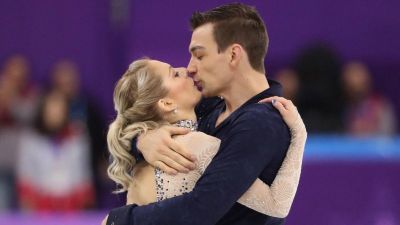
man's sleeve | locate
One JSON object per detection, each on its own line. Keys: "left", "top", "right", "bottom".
{"left": 130, "top": 137, "right": 144, "bottom": 162}
{"left": 107, "top": 110, "right": 290, "bottom": 225}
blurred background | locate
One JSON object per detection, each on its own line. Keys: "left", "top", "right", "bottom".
{"left": 0, "top": 0, "right": 399, "bottom": 224}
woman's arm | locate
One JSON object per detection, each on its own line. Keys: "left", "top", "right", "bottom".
{"left": 237, "top": 97, "right": 307, "bottom": 218}
{"left": 238, "top": 110, "right": 306, "bottom": 217}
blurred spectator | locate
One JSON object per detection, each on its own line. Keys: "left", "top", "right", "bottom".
{"left": 16, "top": 91, "right": 94, "bottom": 211}
{"left": 51, "top": 60, "right": 84, "bottom": 122}
{"left": 342, "top": 61, "right": 397, "bottom": 136}
{"left": 294, "top": 44, "right": 344, "bottom": 133}
{"left": 0, "top": 55, "right": 39, "bottom": 125}
{"left": 50, "top": 60, "right": 108, "bottom": 208}
{"left": 274, "top": 68, "right": 300, "bottom": 102}
{"left": 0, "top": 54, "right": 39, "bottom": 210}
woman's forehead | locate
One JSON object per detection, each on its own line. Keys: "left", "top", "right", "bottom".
{"left": 148, "top": 60, "right": 171, "bottom": 73}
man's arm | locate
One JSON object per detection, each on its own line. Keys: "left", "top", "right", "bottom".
{"left": 131, "top": 97, "right": 222, "bottom": 174}
{"left": 107, "top": 109, "right": 290, "bottom": 225}
{"left": 134, "top": 126, "right": 196, "bottom": 174}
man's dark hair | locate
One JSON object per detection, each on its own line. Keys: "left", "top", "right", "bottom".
{"left": 190, "top": 3, "right": 268, "bottom": 73}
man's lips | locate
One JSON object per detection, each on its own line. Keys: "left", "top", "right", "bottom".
{"left": 190, "top": 76, "right": 203, "bottom": 91}
{"left": 194, "top": 80, "right": 203, "bottom": 91}
{"left": 192, "top": 78, "right": 203, "bottom": 91}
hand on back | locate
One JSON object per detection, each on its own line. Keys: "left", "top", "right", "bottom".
{"left": 137, "top": 125, "right": 197, "bottom": 175}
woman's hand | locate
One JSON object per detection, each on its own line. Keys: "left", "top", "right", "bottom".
{"left": 259, "top": 96, "right": 300, "bottom": 128}
{"left": 101, "top": 215, "right": 108, "bottom": 225}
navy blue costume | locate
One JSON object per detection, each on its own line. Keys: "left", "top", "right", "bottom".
{"left": 107, "top": 80, "right": 290, "bottom": 225}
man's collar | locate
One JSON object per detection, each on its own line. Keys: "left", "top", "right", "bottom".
{"left": 247, "top": 79, "right": 283, "bottom": 103}
{"left": 223, "top": 79, "right": 283, "bottom": 111}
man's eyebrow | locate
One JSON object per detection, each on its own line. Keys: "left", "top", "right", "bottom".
{"left": 189, "top": 46, "right": 205, "bottom": 53}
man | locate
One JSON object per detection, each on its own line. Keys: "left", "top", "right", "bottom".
{"left": 106, "top": 3, "right": 290, "bottom": 224}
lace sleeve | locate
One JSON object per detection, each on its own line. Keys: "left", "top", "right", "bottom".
{"left": 156, "top": 132, "right": 221, "bottom": 201}
{"left": 237, "top": 114, "right": 307, "bottom": 218}
{"left": 173, "top": 132, "right": 221, "bottom": 175}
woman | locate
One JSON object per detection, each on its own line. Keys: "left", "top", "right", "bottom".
{"left": 107, "top": 58, "right": 307, "bottom": 218}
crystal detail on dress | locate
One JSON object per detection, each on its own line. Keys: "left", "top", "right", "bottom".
{"left": 155, "top": 120, "right": 201, "bottom": 202}
{"left": 155, "top": 168, "right": 164, "bottom": 202}
{"left": 154, "top": 133, "right": 219, "bottom": 202}
{"left": 174, "top": 120, "right": 198, "bottom": 131}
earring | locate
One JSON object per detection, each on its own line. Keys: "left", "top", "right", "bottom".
{"left": 173, "top": 108, "right": 178, "bottom": 114}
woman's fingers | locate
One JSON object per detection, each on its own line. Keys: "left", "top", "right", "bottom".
{"left": 258, "top": 96, "right": 300, "bottom": 128}
{"left": 271, "top": 100, "right": 288, "bottom": 116}
{"left": 259, "top": 96, "right": 295, "bottom": 110}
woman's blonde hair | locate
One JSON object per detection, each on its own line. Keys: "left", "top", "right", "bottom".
{"left": 107, "top": 58, "right": 168, "bottom": 193}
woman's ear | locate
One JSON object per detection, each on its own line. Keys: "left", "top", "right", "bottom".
{"left": 157, "top": 98, "right": 177, "bottom": 113}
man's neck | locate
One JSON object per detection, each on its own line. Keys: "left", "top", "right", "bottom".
{"left": 220, "top": 70, "right": 269, "bottom": 115}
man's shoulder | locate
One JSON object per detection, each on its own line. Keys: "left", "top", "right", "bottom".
{"left": 227, "top": 102, "right": 290, "bottom": 142}
{"left": 235, "top": 102, "right": 285, "bottom": 127}
{"left": 243, "top": 102, "right": 277, "bottom": 114}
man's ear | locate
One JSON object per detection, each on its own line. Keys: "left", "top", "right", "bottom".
{"left": 229, "top": 44, "right": 243, "bottom": 66}
{"left": 157, "top": 98, "right": 177, "bottom": 113}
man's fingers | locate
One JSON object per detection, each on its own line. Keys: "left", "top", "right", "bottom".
{"left": 154, "top": 160, "right": 178, "bottom": 175}
{"left": 164, "top": 147, "right": 197, "bottom": 170}
{"left": 168, "top": 140, "right": 197, "bottom": 163}
{"left": 162, "top": 140, "right": 197, "bottom": 170}
{"left": 166, "top": 126, "right": 190, "bottom": 135}
{"left": 159, "top": 155, "right": 191, "bottom": 173}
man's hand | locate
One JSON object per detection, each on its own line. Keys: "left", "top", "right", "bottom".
{"left": 137, "top": 125, "right": 197, "bottom": 175}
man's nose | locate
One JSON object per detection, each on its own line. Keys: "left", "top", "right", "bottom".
{"left": 187, "top": 59, "right": 196, "bottom": 78}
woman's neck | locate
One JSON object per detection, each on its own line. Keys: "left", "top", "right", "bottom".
{"left": 169, "top": 109, "right": 197, "bottom": 124}
{"left": 166, "top": 109, "right": 198, "bottom": 131}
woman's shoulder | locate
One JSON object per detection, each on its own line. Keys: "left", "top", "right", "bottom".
{"left": 173, "top": 132, "right": 221, "bottom": 157}
{"left": 174, "top": 132, "right": 221, "bottom": 170}
{"left": 174, "top": 131, "right": 220, "bottom": 145}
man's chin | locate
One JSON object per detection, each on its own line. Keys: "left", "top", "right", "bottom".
{"left": 201, "top": 91, "right": 210, "bottom": 98}
{"left": 201, "top": 89, "right": 216, "bottom": 98}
